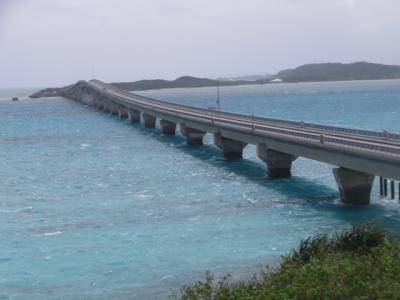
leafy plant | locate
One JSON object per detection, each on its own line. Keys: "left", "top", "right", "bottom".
{"left": 171, "top": 223, "right": 400, "bottom": 300}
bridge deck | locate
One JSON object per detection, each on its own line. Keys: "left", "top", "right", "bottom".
{"left": 64, "top": 80, "right": 400, "bottom": 181}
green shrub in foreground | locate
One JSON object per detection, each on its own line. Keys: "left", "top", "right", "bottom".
{"left": 171, "top": 223, "right": 400, "bottom": 300}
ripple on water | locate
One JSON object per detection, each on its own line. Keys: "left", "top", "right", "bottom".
{"left": 1, "top": 81, "right": 400, "bottom": 299}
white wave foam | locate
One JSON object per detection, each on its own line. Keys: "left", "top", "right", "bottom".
{"left": 0, "top": 206, "right": 33, "bottom": 214}
{"left": 43, "top": 231, "right": 62, "bottom": 236}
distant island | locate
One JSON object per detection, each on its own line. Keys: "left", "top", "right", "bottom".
{"left": 111, "top": 62, "right": 400, "bottom": 91}
{"left": 276, "top": 62, "right": 400, "bottom": 82}
{"left": 111, "top": 76, "right": 255, "bottom": 91}
{"left": 30, "top": 62, "right": 400, "bottom": 98}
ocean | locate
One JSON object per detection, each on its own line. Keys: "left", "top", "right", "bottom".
{"left": 1, "top": 80, "right": 400, "bottom": 299}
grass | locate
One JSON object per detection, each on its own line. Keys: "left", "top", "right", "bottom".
{"left": 170, "top": 223, "right": 400, "bottom": 300}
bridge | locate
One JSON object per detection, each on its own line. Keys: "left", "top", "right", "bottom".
{"left": 62, "top": 79, "right": 400, "bottom": 205}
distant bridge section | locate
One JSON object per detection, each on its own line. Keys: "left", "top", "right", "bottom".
{"left": 62, "top": 80, "right": 400, "bottom": 205}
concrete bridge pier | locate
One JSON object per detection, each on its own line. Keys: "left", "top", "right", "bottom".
{"left": 97, "top": 97, "right": 105, "bottom": 110}
{"left": 87, "top": 94, "right": 95, "bottom": 107}
{"left": 143, "top": 113, "right": 156, "bottom": 128}
{"left": 118, "top": 105, "right": 129, "bottom": 119}
{"left": 84, "top": 92, "right": 93, "bottom": 106}
{"left": 160, "top": 119, "right": 176, "bottom": 135}
{"left": 81, "top": 92, "right": 88, "bottom": 105}
{"left": 257, "top": 143, "right": 296, "bottom": 178}
{"left": 81, "top": 88, "right": 89, "bottom": 103}
{"left": 75, "top": 89, "right": 83, "bottom": 103}
{"left": 93, "top": 94, "right": 103, "bottom": 110}
{"left": 214, "top": 132, "right": 247, "bottom": 160}
{"left": 110, "top": 102, "right": 119, "bottom": 115}
{"left": 77, "top": 93, "right": 83, "bottom": 103}
{"left": 102, "top": 98, "right": 111, "bottom": 113}
{"left": 91, "top": 94, "right": 99, "bottom": 108}
{"left": 83, "top": 88, "right": 93, "bottom": 105}
{"left": 333, "top": 167, "right": 375, "bottom": 205}
{"left": 180, "top": 123, "right": 206, "bottom": 145}
{"left": 128, "top": 109, "right": 141, "bottom": 123}
{"left": 90, "top": 94, "right": 98, "bottom": 108}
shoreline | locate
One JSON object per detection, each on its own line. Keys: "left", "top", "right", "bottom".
{"left": 134, "top": 77, "right": 400, "bottom": 93}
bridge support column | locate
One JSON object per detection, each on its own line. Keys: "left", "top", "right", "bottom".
{"left": 93, "top": 94, "right": 102, "bottom": 109}
{"left": 333, "top": 167, "right": 374, "bottom": 205}
{"left": 110, "top": 102, "right": 119, "bottom": 115}
{"left": 92, "top": 95, "right": 98, "bottom": 108}
{"left": 118, "top": 105, "right": 129, "bottom": 119}
{"left": 86, "top": 93, "right": 94, "bottom": 106}
{"left": 81, "top": 92, "right": 89, "bottom": 105}
{"left": 160, "top": 119, "right": 176, "bottom": 136}
{"left": 73, "top": 90, "right": 81, "bottom": 102}
{"left": 103, "top": 99, "right": 111, "bottom": 113}
{"left": 214, "top": 132, "right": 247, "bottom": 160}
{"left": 143, "top": 113, "right": 156, "bottom": 128}
{"left": 76, "top": 89, "right": 83, "bottom": 103}
{"left": 97, "top": 97, "right": 105, "bottom": 110}
{"left": 180, "top": 123, "right": 205, "bottom": 146}
{"left": 128, "top": 109, "right": 141, "bottom": 123}
{"left": 257, "top": 143, "right": 296, "bottom": 178}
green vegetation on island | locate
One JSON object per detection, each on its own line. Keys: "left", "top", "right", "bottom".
{"left": 277, "top": 62, "right": 400, "bottom": 83}
{"left": 30, "top": 62, "right": 400, "bottom": 98}
{"left": 111, "top": 62, "right": 400, "bottom": 91}
{"left": 111, "top": 76, "right": 255, "bottom": 91}
{"left": 171, "top": 223, "right": 400, "bottom": 300}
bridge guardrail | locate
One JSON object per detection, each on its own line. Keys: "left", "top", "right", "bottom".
{"left": 87, "top": 81, "right": 400, "bottom": 157}
{"left": 92, "top": 80, "right": 400, "bottom": 141}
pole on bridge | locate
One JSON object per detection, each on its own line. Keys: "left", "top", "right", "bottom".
{"left": 391, "top": 180, "right": 395, "bottom": 199}
{"left": 384, "top": 178, "right": 388, "bottom": 196}
{"left": 398, "top": 182, "right": 400, "bottom": 201}
{"left": 216, "top": 82, "right": 220, "bottom": 111}
{"left": 379, "top": 177, "right": 384, "bottom": 196}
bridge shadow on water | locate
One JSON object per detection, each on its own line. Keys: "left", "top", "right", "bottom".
{"left": 125, "top": 122, "right": 338, "bottom": 201}
{"left": 120, "top": 120, "right": 400, "bottom": 233}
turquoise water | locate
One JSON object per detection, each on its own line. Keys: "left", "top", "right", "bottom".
{"left": 1, "top": 80, "right": 400, "bottom": 299}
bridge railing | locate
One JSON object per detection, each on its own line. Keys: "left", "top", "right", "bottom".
{"left": 87, "top": 80, "right": 400, "bottom": 157}
{"left": 92, "top": 80, "right": 400, "bottom": 141}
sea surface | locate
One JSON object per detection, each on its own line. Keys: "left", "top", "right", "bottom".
{"left": 1, "top": 80, "right": 400, "bottom": 299}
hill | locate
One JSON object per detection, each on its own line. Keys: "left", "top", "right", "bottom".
{"left": 276, "top": 62, "right": 400, "bottom": 82}
{"left": 29, "top": 62, "right": 400, "bottom": 98}
{"left": 29, "top": 77, "right": 258, "bottom": 98}
{"left": 111, "top": 76, "right": 256, "bottom": 91}
{"left": 112, "top": 62, "right": 400, "bottom": 90}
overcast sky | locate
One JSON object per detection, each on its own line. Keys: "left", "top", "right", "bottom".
{"left": 1, "top": 0, "right": 399, "bottom": 88}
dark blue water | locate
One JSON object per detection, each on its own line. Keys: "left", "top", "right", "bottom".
{"left": 1, "top": 80, "right": 400, "bottom": 299}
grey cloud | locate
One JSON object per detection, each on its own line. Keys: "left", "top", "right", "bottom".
{"left": 1, "top": 0, "right": 400, "bottom": 88}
